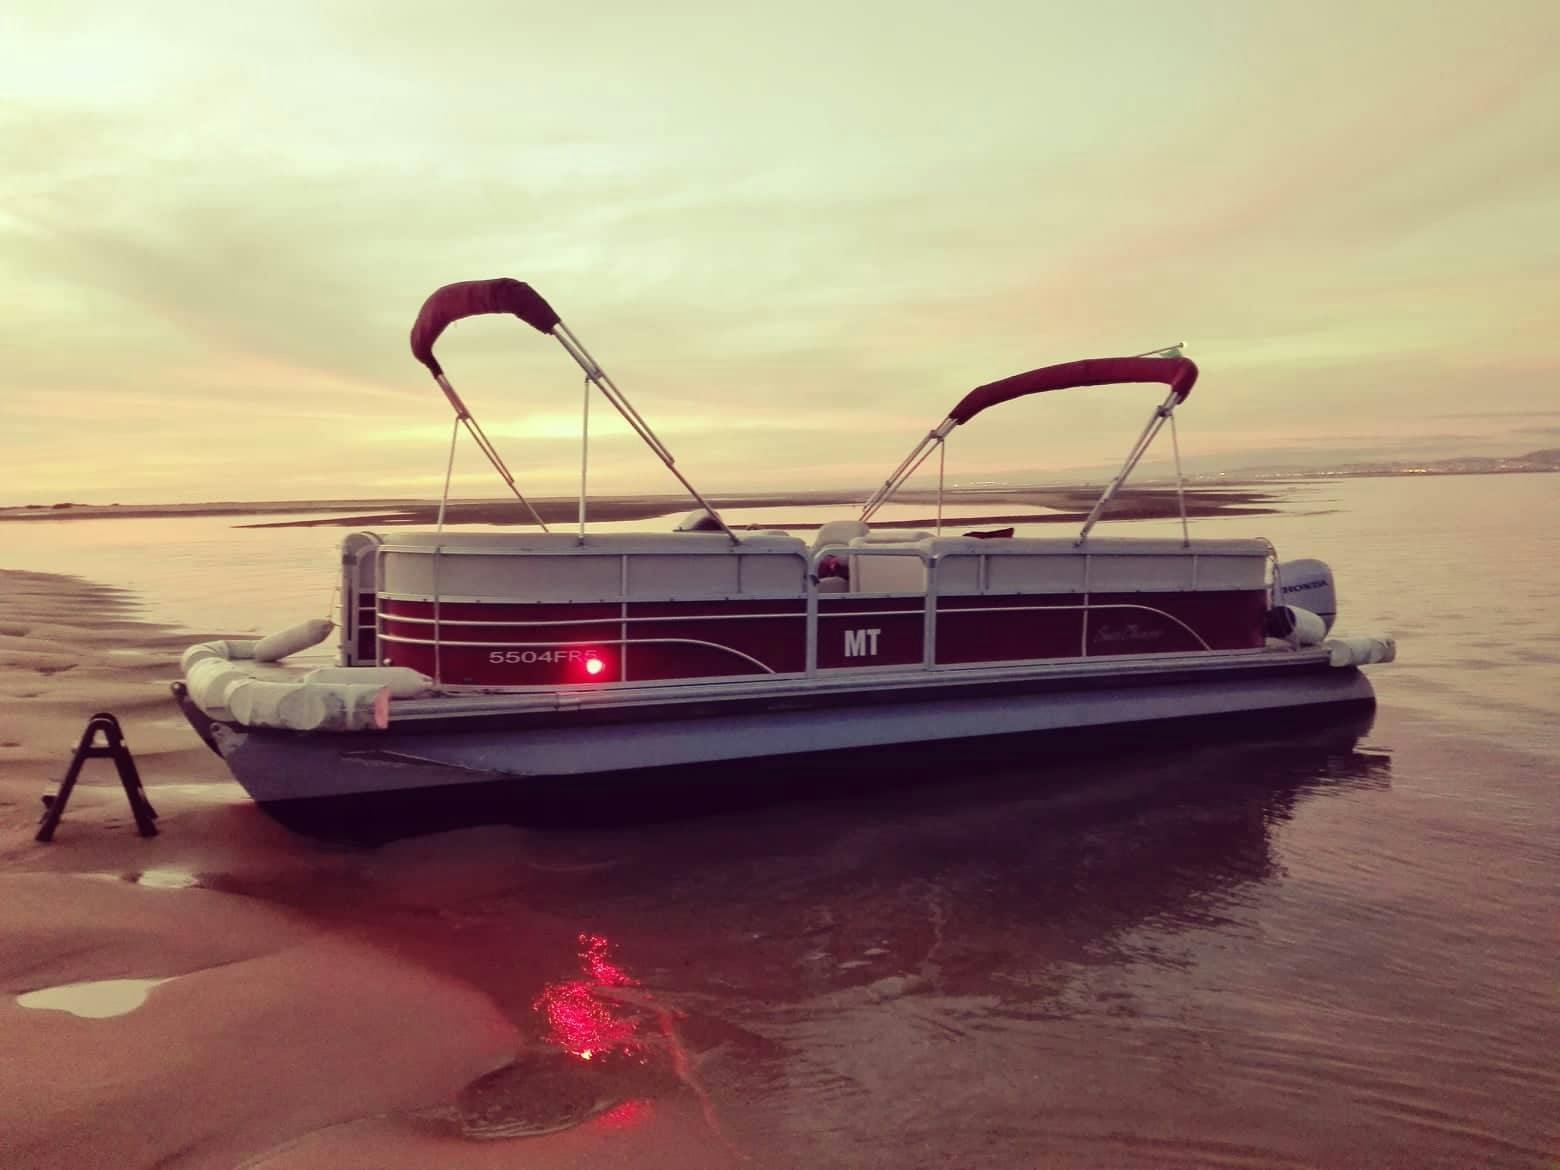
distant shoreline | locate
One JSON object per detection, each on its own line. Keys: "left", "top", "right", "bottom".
{"left": 3, "top": 466, "right": 1552, "bottom": 527}
{"left": 0, "top": 485, "right": 1287, "bottom": 530}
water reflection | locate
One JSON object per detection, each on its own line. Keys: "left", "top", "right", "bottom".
{"left": 213, "top": 712, "right": 1402, "bottom": 1160}
{"left": 553, "top": 709, "right": 1394, "bottom": 985}
{"left": 481, "top": 712, "right": 1396, "bottom": 1163}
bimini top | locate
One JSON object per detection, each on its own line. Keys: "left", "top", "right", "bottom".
{"left": 860, "top": 350, "right": 1200, "bottom": 527}
{"left": 410, "top": 278, "right": 562, "bottom": 378}
{"left": 947, "top": 355, "right": 1198, "bottom": 426}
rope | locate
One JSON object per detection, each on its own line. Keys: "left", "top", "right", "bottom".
{"left": 936, "top": 438, "right": 946, "bottom": 535}
{"left": 1076, "top": 399, "right": 1172, "bottom": 544}
{"left": 433, "top": 546, "right": 443, "bottom": 684}
{"left": 456, "top": 411, "right": 550, "bottom": 531}
{"left": 579, "top": 372, "right": 590, "bottom": 542}
{"left": 436, "top": 415, "right": 459, "bottom": 532}
{"left": 1170, "top": 410, "right": 1189, "bottom": 547}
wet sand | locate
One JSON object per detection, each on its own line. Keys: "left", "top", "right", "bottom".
{"left": 0, "top": 569, "right": 728, "bottom": 1169}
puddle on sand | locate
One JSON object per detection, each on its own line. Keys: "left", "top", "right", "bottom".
{"left": 143, "top": 783, "right": 249, "bottom": 804}
{"left": 18, "top": 977, "right": 174, "bottom": 1019}
{"left": 75, "top": 869, "right": 202, "bottom": 890}
{"left": 131, "top": 868, "right": 200, "bottom": 890}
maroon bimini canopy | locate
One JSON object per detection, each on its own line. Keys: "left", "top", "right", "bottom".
{"left": 410, "top": 278, "right": 561, "bottom": 377}
{"left": 947, "top": 356, "right": 1199, "bottom": 426}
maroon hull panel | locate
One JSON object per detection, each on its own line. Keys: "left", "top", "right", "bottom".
{"left": 936, "top": 591, "right": 1266, "bottom": 662}
{"left": 936, "top": 595, "right": 1083, "bottom": 664}
{"left": 817, "top": 597, "right": 924, "bottom": 669}
{"left": 375, "top": 589, "right": 1269, "bottom": 685}
{"left": 379, "top": 596, "right": 807, "bottom": 685}
{"left": 1086, "top": 590, "right": 1267, "bottom": 654}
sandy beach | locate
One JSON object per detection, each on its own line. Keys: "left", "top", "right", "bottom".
{"left": 0, "top": 568, "right": 733, "bottom": 1169}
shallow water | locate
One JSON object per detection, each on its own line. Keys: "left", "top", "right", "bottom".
{"left": 3, "top": 473, "right": 1558, "bottom": 1168}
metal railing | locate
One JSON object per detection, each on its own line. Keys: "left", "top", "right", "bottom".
{"left": 365, "top": 541, "right": 1232, "bottom": 687}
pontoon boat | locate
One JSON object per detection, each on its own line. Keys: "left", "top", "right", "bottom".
{"left": 172, "top": 279, "right": 1394, "bottom": 836}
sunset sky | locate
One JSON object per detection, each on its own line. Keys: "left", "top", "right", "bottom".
{"left": 3, "top": 1, "right": 1557, "bottom": 505}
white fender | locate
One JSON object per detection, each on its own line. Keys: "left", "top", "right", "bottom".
{"left": 181, "top": 624, "right": 409, "bottom": 731}
{"left": 225, "top": 678, "right": 389, "bottom": 732}
{"left": 1270, "top": 605, "right": 1328, "bottom": 647}
{"left": 181, "top": 640, "right": 260, "bottom": 673}
{"left": 184, "top": 655, "right": 253, "bottom": 721}
{"left": 302, "top": 666, "right": 435, "bottom": 699}
{"left": 1325, "top": 636, "right": 1397, "bottom": 667}
{"left": 253, "top": 618, "right": 335, "bottom": 663}
{"left": 180, "top": 618, "right": 330, "bottom": 673}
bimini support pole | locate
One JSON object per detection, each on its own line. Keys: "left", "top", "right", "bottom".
{"left": 861, "top": 419, "right": 956, "bottom": 522}
{"left": 1074, "top": 386, "right": 1181, "bottom": 544}
{"left": 552, "top": 322, "right": 739, "bottom": 544}
{"left": 436, "top": 415, "right": 459, "bottom": 531}
{"left": 433, "top": 373, "right": 550, "bottom": 531}
{"left": 1169, "top": 410, "right": 1190, "bottom": 547}
{"left": 865, "top": 348, "right": 1199, "bottom": 536}
{"left": 1073, "top": 344, "right": 1189, "bottom": 543}
{"left": 409, "top": 278, "right": 756, "bottom": 545}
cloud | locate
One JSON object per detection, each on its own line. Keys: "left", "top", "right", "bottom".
{"left": 2, "top": 2, "right": 1558, "bottom": 504}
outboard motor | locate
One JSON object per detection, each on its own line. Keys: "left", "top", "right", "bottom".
{"left": 1274, "top": 558, "right": 1337, "bottom": 634}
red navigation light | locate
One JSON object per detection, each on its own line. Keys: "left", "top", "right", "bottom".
{"left": 584, "top": 654, "right": 605, "bottom": 677}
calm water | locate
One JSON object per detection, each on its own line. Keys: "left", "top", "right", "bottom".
{"left": 4, "top": 474, "right": 1557, "bottom": 1167}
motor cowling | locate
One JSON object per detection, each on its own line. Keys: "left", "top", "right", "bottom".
{"left": 1274, "top": 558, "right": 1337, "bottom": 634}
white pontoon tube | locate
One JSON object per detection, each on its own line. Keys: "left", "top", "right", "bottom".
{"left": 861, "top": 347, "right": 1197, "bottom": 542}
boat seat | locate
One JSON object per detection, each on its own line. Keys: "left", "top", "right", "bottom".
{"left": 847, "top": 535, "right": 930, "bottom": 593}
{"left": 812, "top": 520, "right": 869, "bottom": 551}
{"left": 856, "top": 530, "right": 932, "bottom": 543}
